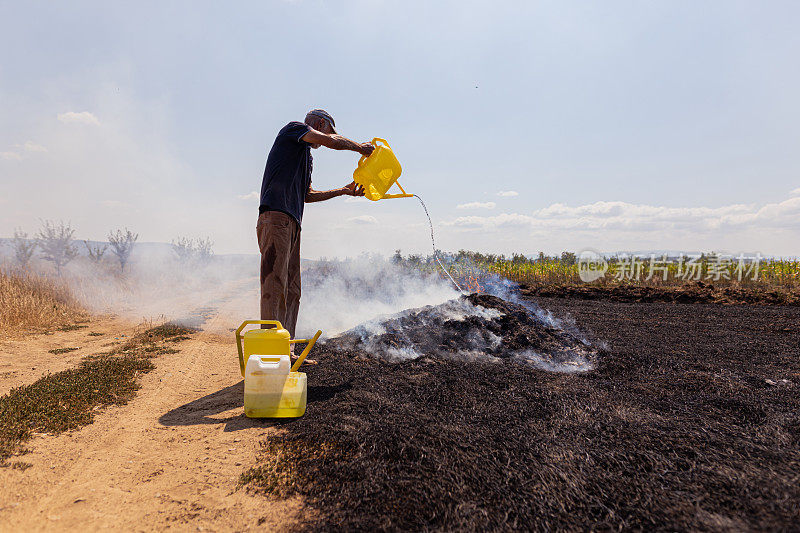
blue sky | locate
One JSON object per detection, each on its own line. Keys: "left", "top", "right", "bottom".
{"left": 1, "top": 1, "right": 799, "bottom": 257}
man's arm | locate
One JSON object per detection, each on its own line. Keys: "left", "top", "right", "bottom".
{"left": 302, "top": 129, "right": 374, "bottom": 156}
{"left": 306, "top": 182, "right": 365, "bottom": 203}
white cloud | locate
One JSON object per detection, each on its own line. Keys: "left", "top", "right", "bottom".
{"left": 497, "top": 190, "right": 519, "bottom": 197}
{"left": 444, "top": 197, "right": 800, "bottom": 234}
{"left": 20, "top": 141, "right": 47, "bottom": 153}
{"left": 446, "top": 212, "right": 537, "bottom": 229}
{"left": 457, "top": 201, "right": 496, "bottom": 210}
{"left": 347, "top": 215, "right": 378, "bottom": 225}
{"left": 237, "top": 191, "right": 259, "bottom": 201}
{"left": 791, "top": 187, "right": 800, "bottom": 196}
{"left": 57, "top": 111, "right": 100, "bottom": 125}
{"left": 344, "top": 196, "right": 369, "bottom": 203}
{"left": 1, "top": 141, "right": 48, "bottom": 161}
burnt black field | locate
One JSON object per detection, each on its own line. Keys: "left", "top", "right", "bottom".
{"left": 241, "top": 295, "right": 800, "bottom": 531}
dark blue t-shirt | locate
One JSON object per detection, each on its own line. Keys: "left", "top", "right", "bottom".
{"left": 259, "top": 121, "right": 313, "bottom": 225}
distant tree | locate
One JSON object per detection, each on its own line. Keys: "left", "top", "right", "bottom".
{"left": 392, "top": 249, "right": 403, "bottom": 264}
{"left": 12, "top": 228, "right": 37, "bottom": 269}
{"left": 36, "top": 220, "right": 78, "bottom": 275}
{"left": 560, "top": 251, "right": 577, "bottom": 266}
{"left": 171, "top": 237, "right": 195, "bottom": 264}
{"left": 171, "top": 237, "right": 214, "bottom": 265}
{"left": 511, "top": 253, "right": 528, "bottom": 264}
{"left": 108, "top": 228, "right": 138, "bottom": 272}
{"left": 195, "top": 237, "right": 214, "bottom": 264}
{"left": 84, "top": 240, "right": 108, "bottom": 264}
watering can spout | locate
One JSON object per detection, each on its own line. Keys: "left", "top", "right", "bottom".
{"left": 353, "top": 138, "right": 412, "bottom": 201}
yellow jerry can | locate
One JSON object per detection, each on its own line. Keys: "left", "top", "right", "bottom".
{"left": 235, "top": 320, "right": 322, "bottom": 418}
{"left": 353, "top": 137, "right": 412, "bottom": 201}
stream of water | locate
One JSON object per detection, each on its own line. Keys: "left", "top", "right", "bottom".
{"left": 413, "top": 194, "right": 464, "bottom": 293}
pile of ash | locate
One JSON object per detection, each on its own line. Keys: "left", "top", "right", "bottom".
{"left": 325, "top": 293, "right": 597, "bottom": 372}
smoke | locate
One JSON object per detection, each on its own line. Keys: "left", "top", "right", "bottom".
{"left": 51, "top": 245, "right": 258, "bottom": 333}
{"left": 296, "top": 254, "right": 459, "bottom": 338}
{"left": 514, "top": 350, "right": 594, "bottom": 373}
{"left": 476, "top": 273, "right": 595, "bottom": 346}
{"left": 1, "top": 245, "right": 460, "bottom": 338}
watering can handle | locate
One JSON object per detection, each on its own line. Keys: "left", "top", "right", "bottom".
{"left": 235, "top": 320, "right": 283, "bottom": 377}
{"left": 289, "top": 330, "right": 322, "bottom": 372}
{"left": 357, "top": 137, "right": 391, "bottom": 166}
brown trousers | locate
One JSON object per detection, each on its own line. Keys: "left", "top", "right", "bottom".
{"left": 256, "top": 211, "right": 301, "bottom": 337}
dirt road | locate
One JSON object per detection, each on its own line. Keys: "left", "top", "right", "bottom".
{"left": 0, "top": 290, "right": 299, "bottom": 531}
{"left": 0, "top": 316, "right": 137, "bottom": 396}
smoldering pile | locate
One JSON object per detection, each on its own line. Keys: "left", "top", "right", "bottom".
{"left": 325, "top": 293, "right": 597, "bottom": 372}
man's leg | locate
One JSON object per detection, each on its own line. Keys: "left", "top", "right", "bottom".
{"left": 285, "top": 221, "right": 302, "bottom": 338}
{"left": 257, "top": 211, "right": 293, "bottom": 329}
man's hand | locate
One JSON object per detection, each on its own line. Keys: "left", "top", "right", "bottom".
{"left": 357, "top": 143, "right": 375, "bottom": 157}
{"left": 306, "top": 182, "right": 365, "bottom": 202}
{"left": 344, "top": 181, "right": 366, "bottom": 196}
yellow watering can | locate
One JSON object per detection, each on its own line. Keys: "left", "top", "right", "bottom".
{"left": 235, "top": 320, "right": 322, "bottom": 418}
{"left": 353, "top": 137, "right": 413, "bottom": 201}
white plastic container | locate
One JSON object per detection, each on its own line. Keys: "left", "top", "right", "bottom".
{"left": 243, "top": 354, "right": 307, "bottom": 418}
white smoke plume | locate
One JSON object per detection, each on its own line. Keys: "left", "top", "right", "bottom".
{"left": 296, "top": 254, "right": 459, "bottom": 338}
{"left": 1, "top": 244, "right": 459, "bottom": 338}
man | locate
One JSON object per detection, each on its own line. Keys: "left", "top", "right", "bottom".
{"left": 257, "top": 109, "right": 374, "bottom": 339}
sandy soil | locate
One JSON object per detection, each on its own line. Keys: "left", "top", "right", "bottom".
{"left": 0, "top": 297, "right": 299, "bottom": 531}
{"left": 0, "top": 316, "right": 137, "bottom": 396}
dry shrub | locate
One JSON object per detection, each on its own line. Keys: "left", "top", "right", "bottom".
{"left": 0, "top": 267, "right": 86, "bottom": 334}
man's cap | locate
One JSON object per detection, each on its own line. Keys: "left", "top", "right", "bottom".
{"left": 307, "top": 109, "right": 337, "bottom": 133}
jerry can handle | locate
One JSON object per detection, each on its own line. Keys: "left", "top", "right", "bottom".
{"left": 289, "top": 330, "right": 322, "bottom": 372}
{"left": 235, "top": 320, "right": 284, "bottom": 377}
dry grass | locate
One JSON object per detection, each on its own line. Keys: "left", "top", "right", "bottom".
{"left": 0, "top": 267, "right": 86, "bottom": 335}
{"left": 47, "top": 347, "right": 79, "bottom": 355}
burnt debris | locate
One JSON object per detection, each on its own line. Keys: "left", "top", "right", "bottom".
{"left": 241, "top": 297, "right": 800, "bottom": 531}
{"left": 327, "top": 293, "right": 597, "bottom": 372}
